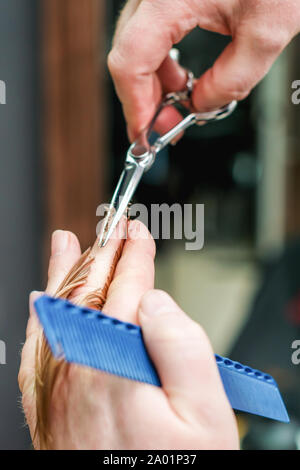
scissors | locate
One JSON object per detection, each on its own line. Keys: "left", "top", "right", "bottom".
{"left": 98, "top": 69, "right": 237, "bottom": 247}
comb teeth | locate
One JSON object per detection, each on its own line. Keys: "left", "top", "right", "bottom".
{"left": 35, "top": 295, "right": 290, "bottom": 423}
{"left": 35, "top": 295, "right": 160, "bottom": 385}
{"left": 214, "top": 355, "right": 289, "bottom": 423}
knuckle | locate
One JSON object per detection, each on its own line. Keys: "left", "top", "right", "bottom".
{"left": 184, "top": 321, "right": 210, "bottom": 347}
{"left": 107, "top": 47, "right": 135, "bottom": 82}
{"left": 107, "top": 49, "right": 121, "bottom": 76}
{"left": 47, "top": 256, "right": 56, "bottom": 277}
{"left": 18, "top": 370, "right": 24, "bottom": 392}
{"left": 210, "top": 67, "right": 251, "bottom": 102}
{"left": 220, "top": 84, "right": 250, "bottom": 102}
{"left": 18, "top": 352, "right": 26, "bottom": 392}
{"left": 155, "top": 317, "right": 208, "bottom": 347}
{"left": 248, "top": 26, "right": 286, "bottom": 55}
{"left": 47, "top": 259, "right": 69, "bottom": 284}
{"left": 18, "top": 366, "right": 33, "bottom": 397}
{"left": 226, "top": 85, "right": 250, "bottom": 102}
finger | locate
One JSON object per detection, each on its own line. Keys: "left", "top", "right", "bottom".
{"left": 108, "top": 0, "right": 197, "bottom": 140}
{"left": 139, "top": 290, "right": 234, "bottom": 424}
{"left": 70, "top": 217, "right": 127, "bottom": 302}
{"left": 151, "top": 104, "right": 184, "bottom": 139}
{"left": 19, "top": 291, "right": 43, "bottom": 396}
{"left": 113, "top": 0, "right": 142, "bottom": 42}
{"left": 157, "top": 55, "right": 188, "bottom": 94}
{"left": 46, "top": 230, "right": 82, "bottom": 296}
{"left": 151, "top": 56, "right": 191, "bottom": 139}
{"left": 103, "top": 220, "right": 156, "bottom": 323}
{"left": 20, "top": 234, "right": 81, "bottom": 437}
{"left": 26, "top": 291, "right": 44, "bottom": 339}
{"left": 192, "top": 28, "right": 288, "bottom": 111}
{"left": 19, "top": 293, "right": 43, "bottom": 441}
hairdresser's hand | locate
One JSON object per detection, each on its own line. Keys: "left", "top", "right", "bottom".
{"left": 19, "top": 224, "right": 238, "bottom": 449}
{"left": 108, "top": 0, "right": 300, "bottom": 141}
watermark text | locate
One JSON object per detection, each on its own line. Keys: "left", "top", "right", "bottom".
{"left": 291, "top": 80, "right": 300, "bottom": 105}
{"left": 96, "top": 201, "right": 204, "bottom": 251}
{"left": 0, "top": 340, "right": 6, "bottom": 365}
{"left": 291, "top": 339, "right": 300, "bottom": 365}
{"left": 0, "top": 80, "right": 6, "bottom": 104}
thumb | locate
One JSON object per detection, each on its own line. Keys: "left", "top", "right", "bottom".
{"left": 46, "top": 230, "right": 82, "bottom": 296}
{"left": 193, "top": 30, "right": 286, "bottom": 111}
{"left": 138, "top": 290, "right": 232, "bottom": 423}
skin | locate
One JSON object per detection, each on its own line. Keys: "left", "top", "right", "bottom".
{"left": 108, "top": 0, "right": 300, "bottom": 141}
{"left": 19, "top": 223, "right": 239, "bottom": 449}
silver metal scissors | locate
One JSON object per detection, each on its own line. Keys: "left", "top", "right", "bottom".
{"left": 98, "top": 70, "right": 237, "bottom": 247}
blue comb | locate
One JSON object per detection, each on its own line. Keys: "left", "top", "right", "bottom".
{"left": 35, "top": 295, "right": 289, "bottom": 423}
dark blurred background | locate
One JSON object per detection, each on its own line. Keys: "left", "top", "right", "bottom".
{"left": 0, "top": 0, "right": 300, "bottom": 449}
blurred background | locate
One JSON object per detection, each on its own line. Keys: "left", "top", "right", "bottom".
{"left": 0, "top": 0, "right": 300, "bottom": 449}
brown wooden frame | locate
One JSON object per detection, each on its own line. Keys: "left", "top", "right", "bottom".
{"left": 41, "top": 0, "right": 106, "bottom": 253}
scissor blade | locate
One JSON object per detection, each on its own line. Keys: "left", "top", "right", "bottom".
{"left": 98, "top": 163, "right": 145, "bottom": 247}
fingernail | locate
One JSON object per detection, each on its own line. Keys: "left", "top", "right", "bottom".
{"left": 139, "top": 290, "right": 175, "bottom": 317}
{"left": 51, "top": 230, "right": 68, "bottom": 255}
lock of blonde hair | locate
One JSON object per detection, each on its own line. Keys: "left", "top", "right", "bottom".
{"left": 34, "top": 237, "right": 124, "bottom": 449}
